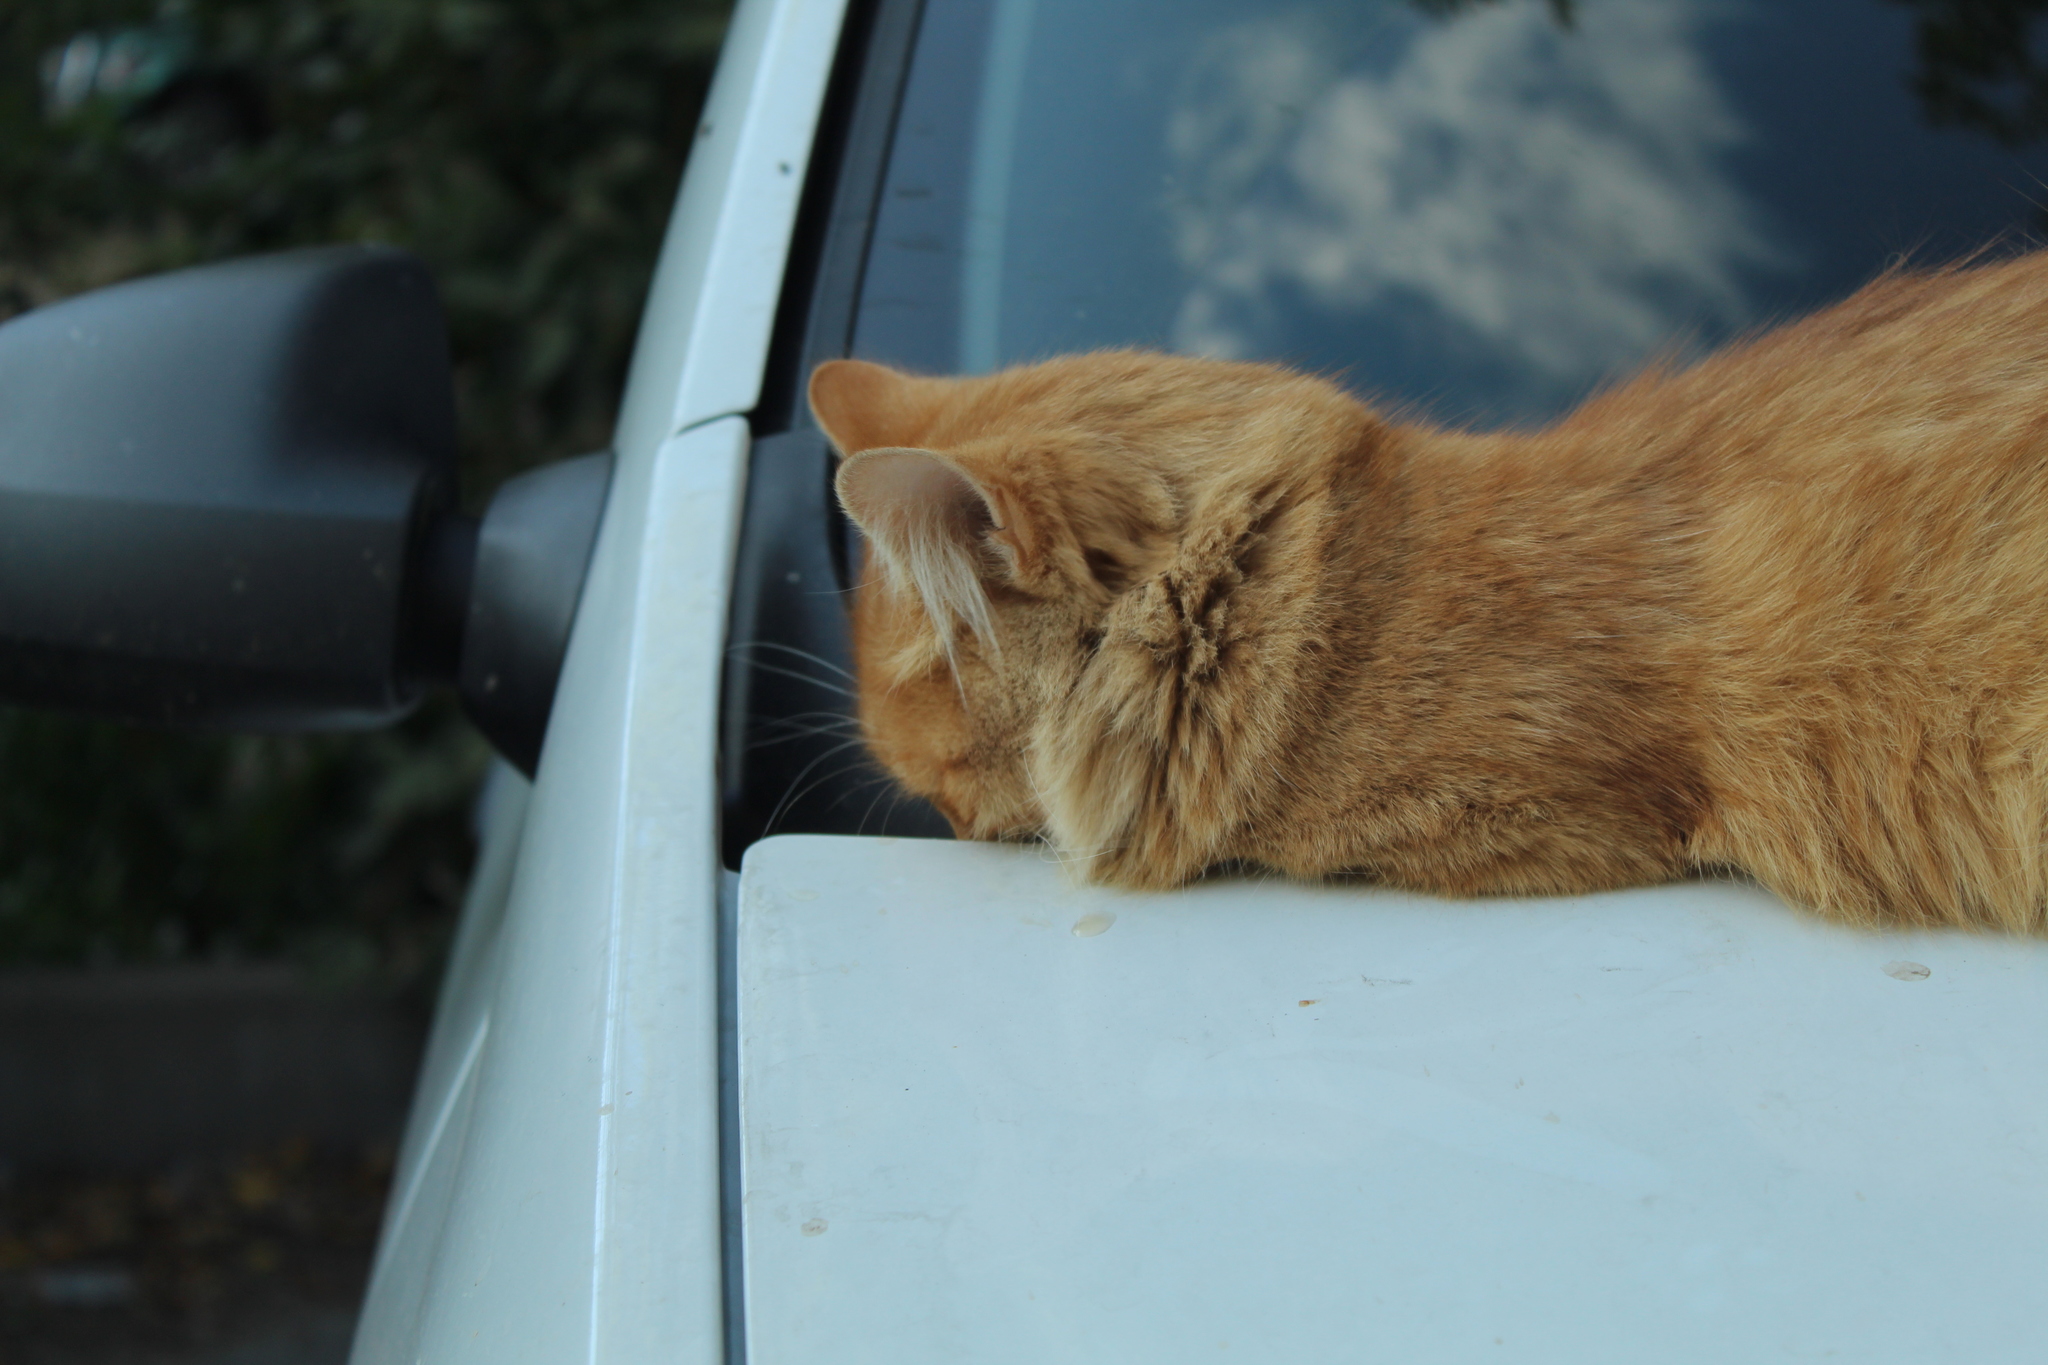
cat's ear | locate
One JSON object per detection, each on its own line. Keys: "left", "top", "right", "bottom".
{"left": 809, "top": 358, "right": 940, "bottom": 455}
{"left": 836, "top": 446, "right": 1002, "bottom": 651}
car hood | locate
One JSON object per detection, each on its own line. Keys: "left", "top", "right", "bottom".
{"left": 737, "top": 833, "right": 2048, "bottom": 1363}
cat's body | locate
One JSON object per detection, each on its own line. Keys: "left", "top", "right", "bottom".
{"left": 811, "top": 253, "right": 2048, "bottom": 932}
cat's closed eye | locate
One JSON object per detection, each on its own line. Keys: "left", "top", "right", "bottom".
{"left": 1083, "top": 547, "right": 1132, "bottom": 594}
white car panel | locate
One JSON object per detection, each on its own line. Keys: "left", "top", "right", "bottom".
{"left": 351, "top": 767, "right": 526, "bottom": 1361}
{"left": 615, "top": 0, "right": 850, "bottom": 456}
{"left": 355, "top": 415, "right": 751, "bottom": 1365}
{"left": 739, "top": 834, "right": 2048, "bottom": 1364}
{"left": 352, "top": 0, "right": 850, "bottom": 1353}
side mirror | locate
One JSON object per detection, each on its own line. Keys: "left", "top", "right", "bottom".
{"left": 0, "top": 246, "right": 608, "bottom": 776}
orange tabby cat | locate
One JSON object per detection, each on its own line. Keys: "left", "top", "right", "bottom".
{"left": 809, "top": 253, "right": 2048, "bottom": 932}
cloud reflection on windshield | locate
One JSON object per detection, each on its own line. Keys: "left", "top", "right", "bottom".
{"left": 1167, "top": 0, "right": 1785, "bottom": 407}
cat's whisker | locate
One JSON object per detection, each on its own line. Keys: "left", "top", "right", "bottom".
{"left": 780, "top": 761, "right": 891, "bottom": 826}
{"left": 751, "top": 711, "right": 858, "bottom": 727}
{"left": 763, "top": 738, "right": 870, "bottom": 833}
{"left": 728, "top": 640, "right": 859, "bottom": 683}
{"left": 768, "top": 764, "right": 877, "bottom": 835}
{"left": 747, "top": 713, "right": 863, "bottom": 747}
{"left": 1033, "top": 838, "right": 1123, "bottom": 871}
{"left": 859, "top": 781, "right": 927, "bottom": 838}
{"left": 730, "top": 658, "right": 857, "bottom": 699}
{"left": 747, "top": 727, "right": 861, "bottom": 751}
{"left": 856, "top": 777, "right": 898, "bottom": 836}
{"left": 825, "top": 774, "right": 905, "bottom": 824}
{"left": 745, "top": 722, "right": 860, "bottom": 748}
{"left": 755, "top": 713, "right": 861, "bottom": 731}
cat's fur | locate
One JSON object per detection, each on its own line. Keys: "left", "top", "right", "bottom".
{"left": 810, "top": 253, "right": 2048, "bottom": 932}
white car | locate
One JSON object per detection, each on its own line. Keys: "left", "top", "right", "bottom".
{"left": 6, "top": 0, "right": 2047, "bottom": 1360}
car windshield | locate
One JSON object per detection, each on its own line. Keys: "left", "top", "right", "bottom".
{"left": 854, "top": 0, "right": 2048, "bottom": 427}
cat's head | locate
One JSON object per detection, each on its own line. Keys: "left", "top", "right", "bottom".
{"left": 809, "top": 350, "right": 1370, "bottom": 882}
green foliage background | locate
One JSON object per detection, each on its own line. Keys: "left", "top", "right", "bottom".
{"left": 0, "top": 0, "right": 2036, "bottom": 984}
{"left": 0, "top": 0, "right": 732, "bottom": 983}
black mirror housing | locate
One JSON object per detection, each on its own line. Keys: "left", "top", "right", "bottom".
{"left": 0, "top": 246, "right": 459, "bottom": 729}
{"left": 0, "top": 246, "right": 612, "bottom": 778}
{"left": 459, "top": 450, "right": 611, "bottom": 776}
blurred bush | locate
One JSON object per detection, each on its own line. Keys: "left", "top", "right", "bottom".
{"left": 0, "top": 0, "right": 732, "bottom": 983}
{"left": 1, "top": 1137, "right": 391, "bottom": 1353}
